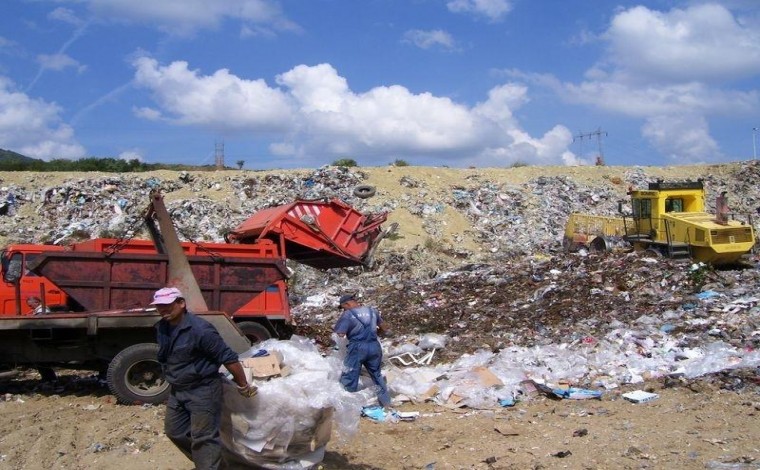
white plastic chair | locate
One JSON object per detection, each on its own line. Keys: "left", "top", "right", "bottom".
{"left": 388, "top": 348, "right": 436, "bottom": 366}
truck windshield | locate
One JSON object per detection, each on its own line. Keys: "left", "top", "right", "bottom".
{"left": 24, "top": 253, "right": 39, "bottom": 277}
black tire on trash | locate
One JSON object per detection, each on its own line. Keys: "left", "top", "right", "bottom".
{"left": 106, "top": 343, "right": 169, "bottom": 405}
{"left": 353, "top": 185, "right": 376, "bottom": 199}
{"left": 236, "top": 321, "right": 272, "bottom": 344}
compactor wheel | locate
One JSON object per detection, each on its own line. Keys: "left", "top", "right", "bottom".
{"left": 644, "top": 247, "right": 663, "bottom": 258}
{"left": 589, "top": 236, "right": 610, "bottom": 253}
{"left": 107, "top": 343, "right": 169, "bottom": 405}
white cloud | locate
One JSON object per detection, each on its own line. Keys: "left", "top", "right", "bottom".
{"left": 118, "top": 149, "right": 143, "bottom": 161}
{"left": 0, "top": 36, "right": 14, "bottom": 49}
{"left": 37, "top": 53, "right": 86, "bottom": 73}
{"left": 0, "top": 77, "right": 86, "bottom": 160}
{"left": 132, "top": 57, "right": 294, "bottom": 131}
{"left": 402, "top": 29, "right": 456, "bottom": 50}
{"left": 447, "top": 0, "right": 512, "bottom": 22}
{"left": 604, "top": 4, "right": 760, "bottom": 84}
{"left": 561, "top": 80, "right": 758, "bottom": 118}
{"left": 131, "top": 59, "right": 577, "bottom": 166}
{"left": 132, "top": 106, "right": 163, "bottom": 121}
{"left": 519, "top": 3, "right": 760, "bottom": 164}
{"left": 72, "top": 0, "right": 300, "bottom": 36}
{"left": 48, "top": 7, "right": 86, "bottom": 27}
{"left": 642, "top": 114, "right": 720, "bottom": 162}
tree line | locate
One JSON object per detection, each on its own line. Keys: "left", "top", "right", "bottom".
{"left": 0, "top": 154, "right": 223, "bottom": 172}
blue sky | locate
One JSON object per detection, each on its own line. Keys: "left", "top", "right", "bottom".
{"left": 1, "top": 0, "right": 759, "bottom": 169}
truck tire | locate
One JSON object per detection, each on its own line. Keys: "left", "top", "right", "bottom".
{"left": 236, "top": 321, "right": 272, "bottom": 344}
{"left": 107, "top": 343, "right": 169, "bottom": 405}
{"left": 353, "top": 185, "right": 376, "bottom": 199}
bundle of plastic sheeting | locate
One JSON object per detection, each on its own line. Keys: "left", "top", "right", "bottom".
{"left": 220, "top": 335, "right": 364, "bottom": 470}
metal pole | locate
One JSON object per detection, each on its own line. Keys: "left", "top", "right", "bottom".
{"left": 754, "top": 127, "right": 758, "bottom": 160}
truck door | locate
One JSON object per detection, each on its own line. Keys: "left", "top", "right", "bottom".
{"left": 0, "top": 250, "right": 65, "bottom": 315}
{"left": 631, "top": 198, "right": 654, "bottom": 237}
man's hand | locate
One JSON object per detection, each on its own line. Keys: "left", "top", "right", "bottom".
{"left": 237, "top": 384, "right": 258, "bottom": 398}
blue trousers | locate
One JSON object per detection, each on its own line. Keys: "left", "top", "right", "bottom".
{"left": 340, "top": 340, "right": 391, "bottom": 407}
{"left": 165, "top": 379, "right": 223, "bottom": 470}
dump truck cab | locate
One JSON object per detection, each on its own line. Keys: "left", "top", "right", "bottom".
{"left": 0, "top": 244, "right": 68, "bottom": 315}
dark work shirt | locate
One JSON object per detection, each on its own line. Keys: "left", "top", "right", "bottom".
{"left": 334, "top": 306, "right": 382, "bottom": 342}
{"left": 156, "top": 312, "right": 239, "bottom": 390}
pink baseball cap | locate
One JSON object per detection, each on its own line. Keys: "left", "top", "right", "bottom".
{"left": 150, "top": 287, "right": 184, "bottom": 305}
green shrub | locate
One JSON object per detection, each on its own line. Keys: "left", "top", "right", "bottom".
{"left": 332, "top": 158, "right": 358, "bottom": 167}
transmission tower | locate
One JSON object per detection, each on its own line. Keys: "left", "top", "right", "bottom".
{"left": 215, "top": 139, "right": 225, "bottom": 170}
{"left": 574, "top": 127, "right": 608, "bottom": 165}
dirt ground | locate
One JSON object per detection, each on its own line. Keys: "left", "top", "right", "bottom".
{"left": 0, "top": 369, "right": 758, "bottom": 470}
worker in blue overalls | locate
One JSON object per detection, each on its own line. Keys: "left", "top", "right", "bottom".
{"left": 334, "top": 293, "right": 391, "bottom": 408}
{"left": 152, "top": 286, "right": 257, "bottom": 470}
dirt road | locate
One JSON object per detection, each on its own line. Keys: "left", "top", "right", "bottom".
{"left": 0, "top": 369, "right": 758, "bottom": 470}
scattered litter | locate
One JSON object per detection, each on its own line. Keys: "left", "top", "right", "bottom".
{"left": 573, "top": 428, "right": 588, "bottom": 437}
{"left": 494, "top": 425, "right": 519, "bottom": 436}
{"left": 396, "top": 411, "right": 419, "bottom": 421}
{"left": 622, "top": 390, "right": 660, "bottom": 403}
{"left": 498, "top": 397, "right": 515, "bottom": 407}
{"left": 360, "top": 405, "right": 401, "bottom": 423}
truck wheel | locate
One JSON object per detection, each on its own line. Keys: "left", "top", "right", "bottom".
{"left": 353, "top": 185, "right": 376, "bottom": 199}
{"left": 589, "top": 236, "right": 609, "bottom": 253}
{"left": 107, "top": 343, "right": 169, "bottom": 405}
{"left": 237, "top": 321, "right": 272, "bottom": 344}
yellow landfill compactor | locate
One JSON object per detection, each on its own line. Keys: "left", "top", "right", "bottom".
{"left": 564, "top": 180, "right": 756, "bottom": 265}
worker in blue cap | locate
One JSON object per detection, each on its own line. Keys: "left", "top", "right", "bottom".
{"left": 334, "top": 293, "right": 391, "bottom": 408}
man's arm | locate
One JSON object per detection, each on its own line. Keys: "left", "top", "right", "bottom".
{"left": 224, "top": 361, "right": 257, "bottom": 398}
{"left": 224, "top": 361, "right": 247, "bottom": 388}
{"left": 196, "top": 321, "right": 257, "bottom": 397}
{"left": 374, "top": 307, "right": 389, "bottom": 337}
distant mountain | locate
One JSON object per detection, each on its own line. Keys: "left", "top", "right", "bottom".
{"left": 0, "top": 149, "right": 38, "bottom": 163}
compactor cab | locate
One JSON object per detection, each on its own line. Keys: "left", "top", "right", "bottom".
{"left": 625, "top": 180, "right": 705, "bottom": 246}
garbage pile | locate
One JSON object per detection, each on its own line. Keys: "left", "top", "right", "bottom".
{"left": 1, "top": 161, "right": 758, "bottom": 260}
{"left": 0, "top": 166, "right": 375, "bottom": 246}
{"left": 292, "top": 251, "right": 760, "bottom": 408}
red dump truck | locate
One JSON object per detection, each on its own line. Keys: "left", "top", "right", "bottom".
{"left": 0, "top": 194, "right": 390, "bottom": 404}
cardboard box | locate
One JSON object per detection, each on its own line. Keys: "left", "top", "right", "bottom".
{"left": 242, "top": 351, "right": 283, "bottom": 378}
{"left": 472, "top": 366, "right": 504, "bottom": 387}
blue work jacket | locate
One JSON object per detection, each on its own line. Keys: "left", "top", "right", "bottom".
{"left": 156, "top": 312, "right": 239, "bottom": 390}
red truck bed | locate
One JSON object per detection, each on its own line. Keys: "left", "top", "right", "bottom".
{"left": 227, "top": 198, "right": 388, "bottom": 269}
